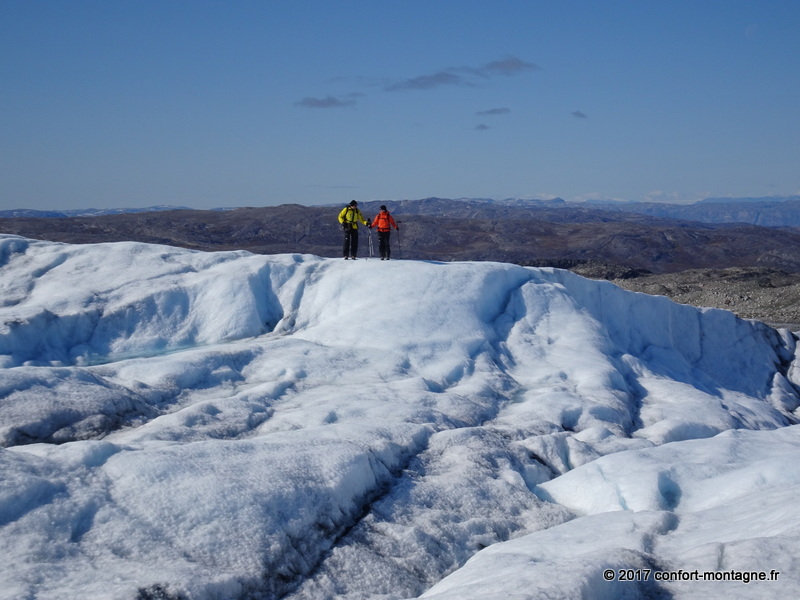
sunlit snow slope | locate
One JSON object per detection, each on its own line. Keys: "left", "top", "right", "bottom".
{"left": 1, "top": 235, "right": 799, "bottom": 600}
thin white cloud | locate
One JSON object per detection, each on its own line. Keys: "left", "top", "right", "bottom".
{"left": 308, "top": 184, "right": 360, "bottom": 189}
{"left": 642, "top": 190, "right": 697, "bottom": 204}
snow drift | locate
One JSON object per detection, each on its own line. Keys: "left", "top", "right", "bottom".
{"left": 0, "top": 234, "right": 798, "bottom": 600}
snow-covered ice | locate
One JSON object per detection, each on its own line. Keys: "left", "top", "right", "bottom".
{"left": 0, "top": 234, "right": 798, "bottom": 599}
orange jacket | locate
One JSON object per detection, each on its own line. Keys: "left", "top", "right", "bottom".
{"left": 371, "top": 211, "right": 398, "bottom": 232}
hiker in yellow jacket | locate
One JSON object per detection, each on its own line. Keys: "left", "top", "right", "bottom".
{"left": 338, "top": 200, "right": 370, "bottom": 259}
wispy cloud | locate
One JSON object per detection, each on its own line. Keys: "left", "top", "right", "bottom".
{"left": 571, "top": 110, "right": 588, "bottom": 119}
{"left": 294, "top": 94, "right": 361, "bottom": 109}
{"left": 643, "top": 190, "right": 689, "bottom": 203}
{"left": 385, "top": 70, "right": 472, "bottom": 92}
{"left": 308, "top": 184, "right": 360, "bottom": 189}
{"left": 479, "top": 57, "right": 539, "bottom": 76}
{"left": 296, "top": 56, "right": 538, "bottom": 109}
{"left": 385, "top": 56, "right": 538, "bottom": 92}
{"left": 477, "top": 107, "right": 511, "bottom": 116}
{"left": 475, "top": 124, "right": 490, "bottom": 131}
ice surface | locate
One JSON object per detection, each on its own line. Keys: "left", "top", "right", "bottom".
{"left": 0, "top": 234, "right": 798, "bottom": 599}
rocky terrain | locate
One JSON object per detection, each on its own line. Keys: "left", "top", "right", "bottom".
{"left": 516, "top": 259, "right": 800, "bottom": 329}
{"left": 610, "top": 267, "right": 800, "bottom": 330}
{"left": 2, "top": 198, "right": 800, "bottom": 329}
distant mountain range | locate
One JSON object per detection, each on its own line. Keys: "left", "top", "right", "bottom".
{"left": 4, "top": 197, "right": 800, "bottom": 275}
{"left": 5, "top": 195, "right": 799, "bottom": 226}
{"left": 583, "top": 196, "right": 800, "bottom": 227}
{"left": 0, "top": 205, "right": 194, "bottom": 218}
{"left": 695, "top": 195, "right": 800, "bottom": 205}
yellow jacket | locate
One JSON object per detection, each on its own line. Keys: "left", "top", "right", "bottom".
{"left": 338, "top": 205, "right": 369, "bottom": 229}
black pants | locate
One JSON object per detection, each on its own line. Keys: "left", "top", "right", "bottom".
{"left": 343, "top": 228, "right": 359, "bottom": 258}
{"left": 377, "top": 231, "right": 391, "bottom": 259}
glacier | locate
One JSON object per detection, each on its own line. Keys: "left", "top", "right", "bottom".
{"left": 0, "top": 234, "right": 799, "bottom": 600}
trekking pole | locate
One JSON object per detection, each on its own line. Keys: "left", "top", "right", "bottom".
{"left": 367, "top": 227, "right": 375, "bottom": 259}
{"left": 395, "top": 221, "right": 402, "bottom": 259}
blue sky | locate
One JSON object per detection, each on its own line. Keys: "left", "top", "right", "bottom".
{"left": 1, "top": 0, "right": 799, "bottom": 211}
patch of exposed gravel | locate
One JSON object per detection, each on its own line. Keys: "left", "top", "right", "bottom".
{"left": 609, "top": 267, "right": 800, "bottom": 331}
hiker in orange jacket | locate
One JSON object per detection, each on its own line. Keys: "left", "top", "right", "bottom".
{"left": 369, "top": 205, "right": 399, "bottom": 260}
